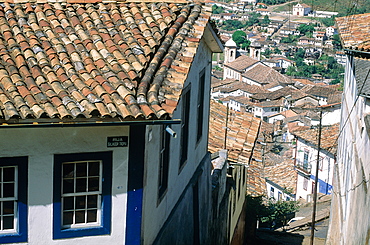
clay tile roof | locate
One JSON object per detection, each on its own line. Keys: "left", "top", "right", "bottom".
{"left": 0, "top": 1, "right": 217, "bottom": 124}
{"left": 336, "top": 13, "right": 370, "bottom": 52}
{"left": 264, "top": 157, "right": 297, "bottom": 194}
{"left": 224, "top": 55, "right": 259, "bottom": 72}
{"left": 292, "top": 123, "right": 339, "bottom": 154}
{"left": 208, "top": 100, "right": 261, "bottom": 164}
{"left": 212, "top": 80, "right": 268, "bottom": 94}
{"left": 243, "top": 63, "right": 293, "bottom": 86}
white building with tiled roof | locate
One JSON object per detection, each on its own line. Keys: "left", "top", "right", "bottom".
{"left": 0, "top": 1, "right": 224, "bottom": 244}
{"left": 327, "top": 13, "right": 370, "bottom": 245}
{"left": 293, "top": 3, "right": 311, "bottom": 16}
{"left": 223, "top": 55, "right": 260, "bottom": 81}
{"left": 292, "top": 124, "right": 338, "bottom": 201}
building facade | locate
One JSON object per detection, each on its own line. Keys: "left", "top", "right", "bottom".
{"left": 327, "top": 13, "right": 370, "bottom": 245}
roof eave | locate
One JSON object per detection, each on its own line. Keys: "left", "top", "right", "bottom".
{"left": 204, "top": 22, "right": 224, "bottom": 53}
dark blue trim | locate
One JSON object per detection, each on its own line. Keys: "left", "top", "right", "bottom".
{"left": 53, "top": 152, "right": 112, "bottom": 240}
{"left": 0, "top": 157, "right": 28, "bottom": 244}
{"left": 126, "top": 125, "right": 145, "bottom": 245}
{"left": 310, "top": 175, "right": 333, "bottom": 195}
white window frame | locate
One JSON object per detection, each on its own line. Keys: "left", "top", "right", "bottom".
{"left": 0, "top": 166, "right": 18, "bottom": 233}
{"left": 61, "top": 160, "right": 103, "bottom": 229}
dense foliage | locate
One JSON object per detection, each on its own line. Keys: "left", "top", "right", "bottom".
{"left": 307, "top": 0, "right": 370, "bottom": 17}
{"left": 298, "top": 24, "right": 315, "bottom": 37}
{"left": 246, "top": 195, "right": 300, "bottom": 230}
{"left": 217, "top": 12, "right": 269, "bottom": 31}
{"left": 212, "top": 4, "right": 225, "bottom": 14}
{"left": 286, "top": 48, "right": 344, "bottom": 81}
{"left": 232, "top": 31, "right": 251, "bottom": 49}
{"left": 259, "top": 0, "right": 290, "bottom": 5}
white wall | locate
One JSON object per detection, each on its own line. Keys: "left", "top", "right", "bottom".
{"left": 327, "top": 56, "right": 370, "bottom": 244}
{"left": 266, "top": 182, "right": 294, "bottom": 201}
{"left": 295, "top": 138, "right": 334, "bottom": 201}
{"left": 321, "top": 107, "right": 341, "bottom": 125}
{"left": 142, "top": 39, "right": 212, "bottom": 245}
{"left": 0, "top": 126, "right": 129, "bottom": 244}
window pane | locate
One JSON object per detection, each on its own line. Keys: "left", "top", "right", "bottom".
{"left": 75, "top": 196, "right": 86, "bottom": 210}
{"left": 3, "top": 201, "right": 14, "bottom": 215}
{"left": 76, "top": 163, "right": 87, "bottom": 177}
{"left": 88, "top": 177, "right": 99, "bottom": 191}
{"left": 63, "top": 197, "right": 74, "bottom": 211}
{"left": 63, "top": 163, "right": 74, "bottom": 178}
{"left": 88, "top": 162, "right": 99, "bottom": 176}
{"left": 63, "top": 211, "right": 73, "bottom": 226}
{"left": 3, "top": 167, "right": 15, "bottom": 182}
{"left": 3, "top": 183, "right": 14, "bottom": 198}
{"left": 3, "top": 216, "right": 14, "bottom": 229}
{"left": 63, "top": 179, "right": 74, "bottom": 194}
{"left": 75, "top": 211, "right": 85, "bottom": 224}
{"left": 87, "top": 195, "right": 98, "bottom": 209}
{"left": 87, "top": 210, "right": 97, "bottom": 223}
{"left": 76, "top": 178, "right": 87, "bottom": 192}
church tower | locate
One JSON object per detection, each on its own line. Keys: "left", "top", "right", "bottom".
{"left": 249, "top": 41, "right": 261, "bottom": 61}
{"left": 224, "top": 38, "right": 237, "bottom": 64}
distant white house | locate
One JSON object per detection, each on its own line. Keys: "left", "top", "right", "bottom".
{"left": 293, "top": 3, "right": 311, "bottom": 16}
{"left": 326, "top": 26, "right": 338, "bottom": 37}
{"left": 292, "top": 124, "right": 338, "bottom": 201}
{"left": 266, "top": 179, "right": 295, "bottom": 201}
{"left": 254, "top": 99, "right": 285, "bottom": 121}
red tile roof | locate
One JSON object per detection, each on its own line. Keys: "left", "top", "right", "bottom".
{"left": 292, "top": 123, "right": 339, "bottom": 154}
{"left": 224, "top": 55, "right": 259, "bottom": 72}
{"left": 208, "top": 99, "right": 261, "bottom": 164}
{"left": 336, "top": 13, "right": 370, "bottom": 51}
{"left": 243, "top": 63, "right": 293, "bottom": 86}
{"left": 0, "top": 1, "right": 215, "bottom": 123}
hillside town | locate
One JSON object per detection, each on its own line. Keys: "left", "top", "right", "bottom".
{"left": 0, "top": 0, "right": 368, "bottom": 245}
{"left": 206, "top": 0, "right": 368, "bottom": 244}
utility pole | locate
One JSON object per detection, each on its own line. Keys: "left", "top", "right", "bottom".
{"left": 224, "top": 103, "right": 229, "bottom": 149}
{"left": 310, "top": 110, "right": 323, "bottom": 245}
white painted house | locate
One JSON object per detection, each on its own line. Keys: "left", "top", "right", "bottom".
{"left": 293, "top": 3, "right": 311, "bottom": 16}
{"left": 327, "top": 13, "right": 370, "bottom": 245}
{"left": 292, "top": 124, "right": 339, "bottom": 201}
{"left": 0, "top": 2, "right": 223, "bottom": 245}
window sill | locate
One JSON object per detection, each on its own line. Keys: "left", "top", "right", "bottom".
{"left": 0, "top": 232, "right": 27, "bottom": 244}
{"left": 54, "top": 225, "right": 110, "bottom": 240}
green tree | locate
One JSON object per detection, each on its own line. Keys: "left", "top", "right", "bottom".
{"left": 262, "top": 48, "right": 272, "bottom": 58}
{"left": 246, "top": 12, "right": 261, "bottom": 27}
{"left": 298, "top": 24, "right": 315, "bottom": 37}
{"left": 273, "top": 47, "right": 281, "bottom": 54}
{"left": 320, "top": 16, "right": 335, "bottom": 27}
{"left": 281, "top": 34, "right": 298, "bottom": 44}
{"left": 232, "top": 30, "right": 251, "bottom": 49}
{"left": 332, "top": 34, "right": 342, "bottom": 49}
{"left": 223, "top": 20, "right": 244, "bottom": 31}
{"left": 261, "top": 15, "right": 271, "bottom": 27}
{"left": 212, "top": 5, "right": 224, "bottom": 14}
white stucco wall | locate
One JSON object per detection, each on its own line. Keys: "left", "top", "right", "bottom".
{"left": 327, "top": 55, "right": 370, "bottom": 245}
{"left": 295, "top": 138, "right": 334, "bottom": 201}
{"left": 142, "top": 38, "right": 212, "bottom": 245}
{"left": 321, "top": 107, "right": 341, "bottom": 125}
{"left": 0, "top": 126, "right": 129, "bottom": 245}
{"left": 266, "top": 182, "right": 294, "bottom": 201}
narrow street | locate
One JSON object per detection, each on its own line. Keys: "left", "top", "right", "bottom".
{"left": 254, "top": 195, "right": 331, "bottom": 245}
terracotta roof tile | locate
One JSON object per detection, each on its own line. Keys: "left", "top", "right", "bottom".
{"left": 0, "top": 1, "right": 215, "bottom": 123}
{"left": 336, "top": 13, "right": 370, "bottom": 51}
{"left": 208, "top": 100, "right": 261, "bottom": 164}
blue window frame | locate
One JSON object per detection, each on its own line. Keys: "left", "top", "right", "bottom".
{"left": 0, "top": 156, "right": 28, "bottom": 244}
{"left": 53, "top": 152, "right": 112, "bottom": 239}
